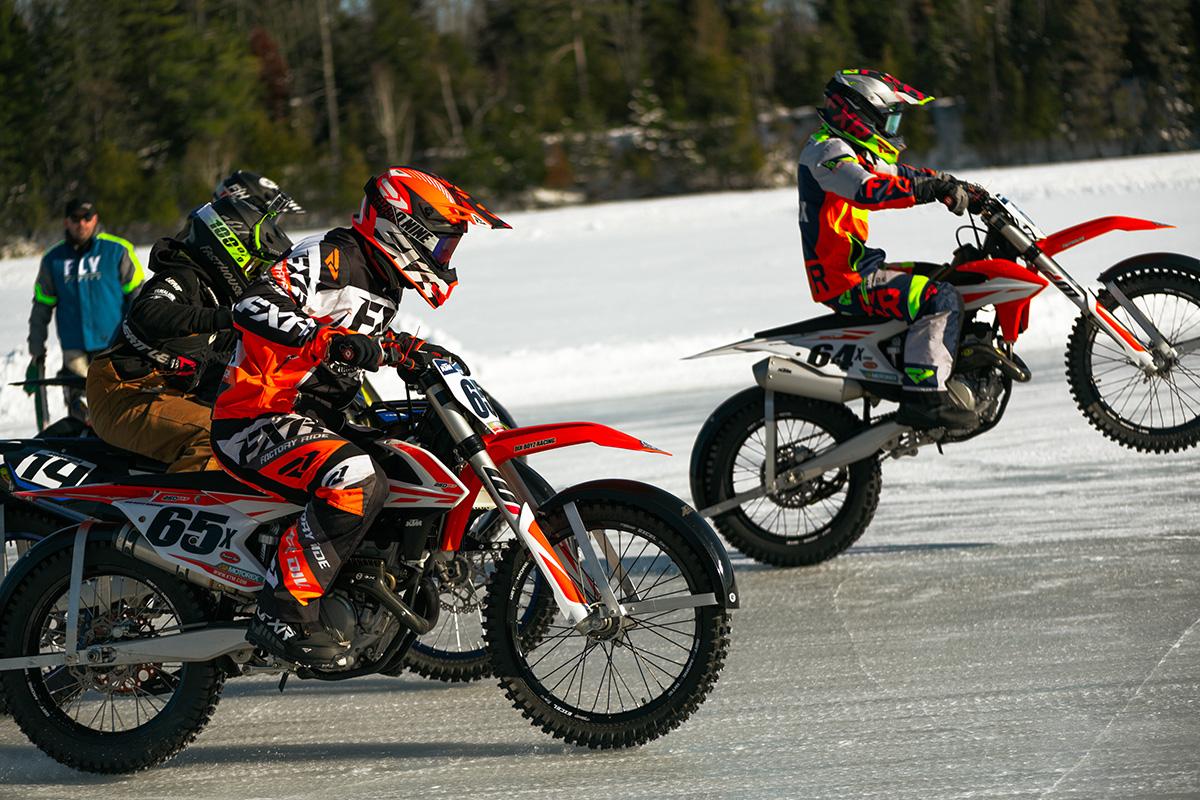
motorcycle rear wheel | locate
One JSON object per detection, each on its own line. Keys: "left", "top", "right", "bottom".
{"left": 693, "top": 387, "right": 881, "bottom": 567}
{"left": 402, "top": 463, "right": 555, "bottom": 683}
{"left": 483, "top": 500, "right": 731, "bottom": 748}
{"left": 0, "top": 538, "right": 224, "bottom": 773}
{"left": 1066, "top": 267, "right": 1200, "bottom": 452}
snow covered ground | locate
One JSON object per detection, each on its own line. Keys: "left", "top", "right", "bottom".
{"left": 0, "top": 153, "right": 1198, "bottom": 796}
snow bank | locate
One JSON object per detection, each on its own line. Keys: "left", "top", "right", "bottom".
{"left": 2, "top": 152, "right": 1198, "bottom": 431}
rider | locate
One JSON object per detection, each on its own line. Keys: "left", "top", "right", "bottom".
{"left": 798, "top": 68, "right": 975, "bottom": 429}
{"left": 210, "top": 166, "right": 510, "bottom": 666}
{"left": 86, "top": 194, "right": 293, "bottom": 471}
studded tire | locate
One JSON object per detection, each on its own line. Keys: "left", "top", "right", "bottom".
{"left": 692, "top": 387, "right": 881, "bottom": 567}
{"left": 0, "top": 538, "right": 225, "bottom": 773}
{"left": 1065, "top": 267, "right": 1200, "bottom": 453}
{"left": 483, "top": 500, "right": 731, "bottom": 748}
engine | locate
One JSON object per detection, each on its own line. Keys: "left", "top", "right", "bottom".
{"left": 946, "top": 325, "right": 1015, "bottom": 435}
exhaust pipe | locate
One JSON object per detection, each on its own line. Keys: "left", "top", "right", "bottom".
{"left": 753, "top": 356, "right": 864, "bottom": 403}
{"left": 114, "top": 524, "right": 255, "bottom": 595}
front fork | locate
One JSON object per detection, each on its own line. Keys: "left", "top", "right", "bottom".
{"left": 424, "top": 387, "right": 623, "bottom": 630}
{"left": 1001, "top": 221, "right": 1170, "bottom": 370}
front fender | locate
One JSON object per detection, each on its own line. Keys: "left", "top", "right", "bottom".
{"left": 539, "top": 479, "right": 739, "bottom": 609}
{"left": 1036, "top": 216, "right": 1173, "bottom": 257}
{"left": 484, "top": 422, "right": 669, "bottom": 464}
{"left": 1096, "top": 252, "right": 1200, "bottom": 285}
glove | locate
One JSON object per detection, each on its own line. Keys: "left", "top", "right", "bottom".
{"left": 962, "top": 182, "right": 989, "bottom": 214}
{"left": 383, "top": 333, "right": 470, "bottom": 376}
{"left": 914, "top": 175, "right": 969, "bottom": 216}
{"left": 23, "top": 356, "right": 44, "bottom": 395}
{"left": 327, "top": 333, "right": 383, "bottom": 371}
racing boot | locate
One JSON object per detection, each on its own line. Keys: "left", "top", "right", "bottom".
{"left": 895, "top": 390, "right": 976, "bottom": 431}
{"left": 246, "top": 608, "right": 351, "bottom": 668}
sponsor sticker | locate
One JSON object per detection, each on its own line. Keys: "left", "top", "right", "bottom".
{"left": 860, "top": 369, "right": 900, "bottom": 384}
{"left": 220, "top": 550, "right": 241, "bottom": 564}
{"left": 513, "top": 437, "right": 556, "bottom": 453}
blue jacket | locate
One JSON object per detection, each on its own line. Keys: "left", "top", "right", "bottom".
{"left": 28, "top": 231, "right": 144, "bottom": 355}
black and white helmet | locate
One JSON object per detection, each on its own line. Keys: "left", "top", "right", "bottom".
{"left": 213, "top": 170, "right": 305, "bottom": 214}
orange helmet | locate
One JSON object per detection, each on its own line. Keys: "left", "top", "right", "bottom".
{"left": 352, "top": 166, "right": 510, "bottom": 308}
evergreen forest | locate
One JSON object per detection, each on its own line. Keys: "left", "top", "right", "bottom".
{"left": 1, "top": 0, "right": 1196, "bottom": 243}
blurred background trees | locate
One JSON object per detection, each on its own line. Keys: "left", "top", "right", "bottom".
{"left": 1, "top": 0, "right": 1197, "bottom": 245}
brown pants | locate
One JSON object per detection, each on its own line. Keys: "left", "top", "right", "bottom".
{"left": 86, "top": 357, "right": 219, "bottom": 473}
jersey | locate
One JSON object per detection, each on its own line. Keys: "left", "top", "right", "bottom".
{"left": 797, "top": 128, "right": 934, "bottom": 303}
{"left": 213, "top": 227, "right": 402, "bottom": 424}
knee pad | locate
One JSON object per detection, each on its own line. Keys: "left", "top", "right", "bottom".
{"left": 315, "top": 453, "right": 389, "bottom": 520}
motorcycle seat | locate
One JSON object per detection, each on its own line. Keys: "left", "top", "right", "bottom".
{"left": 755, "top": 314, "right": 894, "bottom": 339}
{"left": 115, "top": 469, "right": 276, "bottom": 498}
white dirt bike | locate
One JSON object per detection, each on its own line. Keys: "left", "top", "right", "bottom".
{"left": 689, "top": 186, "right": 1200, "bottom": 566}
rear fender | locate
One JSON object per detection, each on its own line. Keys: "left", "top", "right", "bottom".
{"left": 1036, "top": 216, "right": 1173, "bottom": 257}
{"left": 1096, "top": 252, "right": 1200, "bottom": 285}
{"left": 539, "top": 479, "right": 739, "bottom": 609}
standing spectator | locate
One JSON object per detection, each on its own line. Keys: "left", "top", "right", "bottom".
{"left": 26, "top": 198, "right": 144, "bottom": 425}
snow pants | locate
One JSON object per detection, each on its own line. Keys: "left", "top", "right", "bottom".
{"left": 212, "top": 413, "right": 389, "bottom": 625}
{"left": 828, "top": 265, "right": 964, "bottom": 391}
{"left": 86, "top": 356, "right": 219, "bottom": 472}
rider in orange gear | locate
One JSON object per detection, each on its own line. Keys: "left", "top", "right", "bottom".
{"left": 212, "top": 167, "right": 509, "bottom": 666}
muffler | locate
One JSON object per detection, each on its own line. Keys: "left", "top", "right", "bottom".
{"left": 752, "top": 356, "right": 864, "bottom": 403}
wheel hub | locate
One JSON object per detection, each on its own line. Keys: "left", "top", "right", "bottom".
{"left": 761, "top": 443, "right": 844, "bottom": 508}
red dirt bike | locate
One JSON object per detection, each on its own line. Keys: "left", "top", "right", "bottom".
{"left": 0, "top": 352, "right": 738, "bottom": 773}
{"left": 690, "top": 186, "right": 1200, "bottom": 566}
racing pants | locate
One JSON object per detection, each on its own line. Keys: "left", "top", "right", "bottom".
{"left": 827, "top": 265, "right": 963, "bottom": 391}
{"left": 212, "top": 414, "right": 388, "bottom": 626}
{"left": 86, "top": 356, "right": 219, "bottom": 472}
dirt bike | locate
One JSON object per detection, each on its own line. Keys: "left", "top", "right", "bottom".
{"left": 689, "top": 186, "right": 1200, "bottom": 567}
{"left": 0, "top": 376, "right": 520, "bottom": 686}
{"left": 0, "top": 352, "right": 738, "bottom": 773}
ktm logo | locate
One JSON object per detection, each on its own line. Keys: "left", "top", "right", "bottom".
{"left": 324, "top": 249, "right": 340, "bottom": 281}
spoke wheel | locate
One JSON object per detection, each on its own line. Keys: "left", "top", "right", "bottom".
{"left": 483, "top": 501, "right": 730, "bottom": 748}
{"left": 0, "top": 539, "right": 224, "bottom": 773}
{"left": 693, "top": 387, "right": 881, "bottom": 566}
{"left": 1066, "top": 267, "right": 1200, "bottom": 452}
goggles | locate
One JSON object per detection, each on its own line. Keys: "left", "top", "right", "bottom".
{"left": 393, "top": 212, "right": 465, "bottom": 266}
{"left": 883, "top": 108, "right": 904, "bottom": 136}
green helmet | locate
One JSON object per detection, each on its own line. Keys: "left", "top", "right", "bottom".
{"left": 184, "top": 196, "right": 292, "bottom": 300}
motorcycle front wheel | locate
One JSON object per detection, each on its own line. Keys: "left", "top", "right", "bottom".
{"left": 483, "top": 499, "right": 731, "bottom": 748}
{"left": 1066, "top": 266, "right": 1200, "bottom": 452}
{"left": 692, "top": 387, "right": 881, "bottom": 567}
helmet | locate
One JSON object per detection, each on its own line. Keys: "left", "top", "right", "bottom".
{"left": 818, "top": 69, "right": 933, "bottom": 165}
{"left": 352, "top": 166, "right": 511, "bottom": 309}
{"left": 184, "top": 196, "right": 293, "bottom": 300}
{"left": 213, "top": 170, "right": 305, "bottom": 214}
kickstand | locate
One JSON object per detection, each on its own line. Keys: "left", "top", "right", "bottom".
{"left": 278, "top": 673, "right": 289, "bottom": 693}
{"left": 936, "top": 442, "right": 945, "bottom": 455}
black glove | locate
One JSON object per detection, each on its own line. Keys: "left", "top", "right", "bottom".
{"left": 914, "top": 175, "right": 968, "bottom": 216}
{"left": 961, "top": 182, "right": 989, "bottom": 215}
{"left": 383, "top": 333, "right": 470, "bottom": 376}
{"left": 327, "top": 333, "right": 383, "bottom": 371}
{"left": 23, "top": 356, "right": 44, "bottom": 395}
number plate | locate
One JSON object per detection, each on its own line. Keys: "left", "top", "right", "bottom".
{"left": 14, "top": 451, "right": 96, "bottom": 489}
{"left": 433, "top": 358, "right": 506, "bottom": 433}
